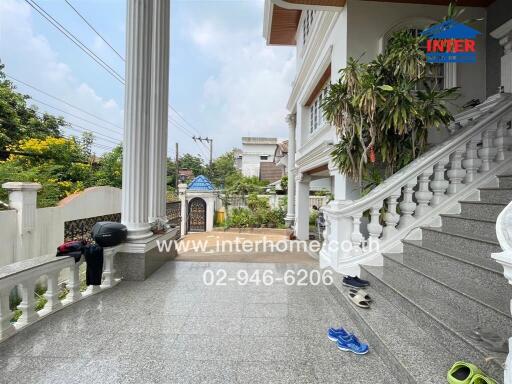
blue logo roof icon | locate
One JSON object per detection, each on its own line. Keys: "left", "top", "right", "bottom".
{"left": 421, "top": 19, "right": 480, "bottom": 39}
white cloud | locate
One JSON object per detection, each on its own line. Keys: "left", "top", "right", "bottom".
{"left": 0, "top": 0, "right": 124, "bottom": 153}
{"left": 187, "top": 16, "right": 295, "bottom": 153}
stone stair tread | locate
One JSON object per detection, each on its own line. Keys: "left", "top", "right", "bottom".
{"left": 385, "top": 248, "right": 510, "bottom": 317}
{"left": 363, "top": 257, "right": 511, "bottom": 358}
{"left": 329, "top": 277, "right": 455, "bottom": 384}
{"left": 440, "top": 213, "right": 496, "bottom": 224}
{"left": 478, "top": 187, "right": 512, "bottom": 191}
{"left": 461, "top": 201, "right": 507, "bottom": 206}
{"left": 422, "top": 226, "right": 499, "bottom": 246}
{"left": 403, "top": 239, "right": 502, "bottom": 275}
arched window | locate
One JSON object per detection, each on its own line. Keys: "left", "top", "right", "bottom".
{"left": 379, "top": 17, "right": 457, "bottom": 90}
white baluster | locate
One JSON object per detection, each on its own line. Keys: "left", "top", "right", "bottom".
{"left": 415, "top": 167, "right": 434, "bottom": 217}
{"left": 351, "top": 213, "right": 363, "bottom": 255}
{"left": 495, "top": 119, "right": 508, "bottom": 162}
{"left": 399, "top": 179, "right": 417, "bottom": 230}
{"left": 63, "top": 262, "right": 82, "bottom": 304}
{"left": 430, "top": 158, "right": 449, "bottom": 206}
{"left": 447, "top": 147, "right": 466, "bottom": 195}
{"left": 383, "top": 190, "right": 401, "bottom": 240}
{"left": 17, "top": 280, "right": 38, "bottom": 326}
{"left": 367, "top": 203, "right": 383, "bottom": 249}
{"left": 478, "top": 127, "right": 497, "bottom": 172}
{"left": 101, "top": 247, "right": 120, "bottom": 289}
{"left": 0, "top": 287, "right": 15, "bottom": 339}
{"left": 462, "top": 136, "right": 482, "bottom": 183}
{"left": 42, "top": 270, "right": 62, "bottom": 313}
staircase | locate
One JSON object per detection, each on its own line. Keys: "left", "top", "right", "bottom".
{"left": 329, "top": 176, "right": 512, "bottom": 383}
{"left": 320, "top": 92, "right": 512, "bottom": 384}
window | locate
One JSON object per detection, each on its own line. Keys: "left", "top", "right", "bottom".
{"left": 302, "top": 10, "right": 315, "bottom": 47}
{"left": 260, "top": 155, "right": 269, "bottom": 161}
{"left": 309, "top": 85, "right": 329, "bottom": 134}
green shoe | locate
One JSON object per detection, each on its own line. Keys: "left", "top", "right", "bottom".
{"left": 447, "top": 361, "right": 482, "bottom": 384}
{"left": 470, "top": 373, "right": 498, "bottom": 384}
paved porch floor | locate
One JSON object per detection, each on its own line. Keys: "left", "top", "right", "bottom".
{"left": 0, "top": 262, "right": 396, "bottom": 383}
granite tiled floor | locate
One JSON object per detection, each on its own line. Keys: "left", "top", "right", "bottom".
{"left": 0, "top": 262, "right": 397, "bottom": 383}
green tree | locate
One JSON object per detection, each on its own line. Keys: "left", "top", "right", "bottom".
{"left": 179, "top": 153, "right": 205, "bottom": 177}
{"left": 211, "top": 150, "right": 240, "bottom": 188}
{"left": 0, "top": 63, "right": 64, "bottom": 157}
{"left": 94, "top": 145, "right": 122, "bottom": 188}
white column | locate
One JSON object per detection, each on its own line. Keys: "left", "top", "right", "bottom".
{"left": 178, "top": 183, "right": 187, "bottom": 236}
{"left": 2, "top": 182, "right": 41, "bottom": 262}
{"left": 285, "top": 113, "right": 296, "bottom": 227}
{"left": 148, "top": 0, "right": 171, "bottom": 223}
{"left": 295, "top": 172, "right": 311, "bottom": 240}
{"left": 491, "top": 19, "right": 512, "bottom": 93}
{"left": 122, "top": 0, "right": 153, "bottom": 240}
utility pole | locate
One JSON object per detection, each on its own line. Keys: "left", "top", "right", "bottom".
{"left": 192, "top": 136, "right": 213, "bottom": 173}
{"left": 175, "top": 142, "right": 179, "bottom": 190}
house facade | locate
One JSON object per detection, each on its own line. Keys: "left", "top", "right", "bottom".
{"left": 263, "top": 0, "right": 512, "bottom": 240}
{"left": 240, "top": 136, "right": 280, "bottom": 178}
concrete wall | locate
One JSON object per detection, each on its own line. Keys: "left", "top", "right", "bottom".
{"left": 0, "top": 186, "right": 121, "bottom": 267}
{"left": 241, "top": 142, "right": 278, "bottom": 177}
{"left": 486, "top": 0, "right": 512, "bottom": 96}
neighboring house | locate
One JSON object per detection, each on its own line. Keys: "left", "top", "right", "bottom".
{"left": 240, "top": 136, "right": 280, "bottom": 178}
{"left": 178, "top": 168, "right": 194, "bottom": 182}
{"left": 233, "top": 148, "right": 243, "bottom": 171}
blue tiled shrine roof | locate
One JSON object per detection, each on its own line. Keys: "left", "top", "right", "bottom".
{"left": 187, "top": 175, "right": 215, "bottom": 191}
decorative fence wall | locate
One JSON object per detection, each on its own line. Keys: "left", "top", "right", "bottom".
{"left": 166, "top": 201, "right": 181, "bottom": 226}
{"left": 64, "top": 213, "right": 122, "bottom": 242}
{"left": 222, "top": 194, "right": 328, "bottom": 211}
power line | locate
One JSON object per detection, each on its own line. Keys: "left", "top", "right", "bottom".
{"left": 25, "top": 0, "right": 124, "bottom": 84}
{"left": 64, "top": 0, "right": 124, "bottom": 61}
{"left": 26, "top": 1, "right": 205, "bottom": 144}
{"left": 30, "top": 97, "right": 123, "bottom": 137}
{"left": 6, "top": 75, "right": 122, "bottom": 129}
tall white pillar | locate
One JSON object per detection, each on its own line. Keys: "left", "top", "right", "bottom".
{"left": 491, "top": 19, "right": 512, "bottom": 93}
{"left": 285, "top": 113, "right": 296, "bottom": 227}
{"left": 148, "top": 0, "right": 171, "bottom": 223}
{"left": 295, "top": 172, "right": 311, "bottom": 240}
{"left": 122, "top": 0, "right": 153, "bottom": 240}
{"left": 2, "top": 182, "right": 41, "bottom": 262}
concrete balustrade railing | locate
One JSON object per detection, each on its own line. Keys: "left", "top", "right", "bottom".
{"left": 0, "top": 245, "right": 121, "bottom": 342}
{"left": 320, "top": 93, "right": 512, "bottom": 276}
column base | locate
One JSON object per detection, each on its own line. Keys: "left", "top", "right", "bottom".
{"left": 125, "top": 223, "right": 153, "bottom": 240}
{"left": 285, "top": 214, "right": 295, "bottom": 228}
{"left": 115, "top": 227, "right": 179, "bottom": 281}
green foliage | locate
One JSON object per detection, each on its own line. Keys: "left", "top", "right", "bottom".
{"left": 225, "top": 194, "right": 285, "bottom": 229}
{"left": 0, "top": 63, "right": 64, "bottom": 156}
{"left": 309, "top": 210, "right": 319, "bottom": 226}
{"left": 323, "top": 29, "right": 458, "bottom": 190}
{"left": 280, "top": 175, "right": 288, "bottom": 194}
{"left": 179, "top": 153, "right": 206, "bottom": 178}
{"left": 227, "top": 176, "right": 268, "bottom": 196}
{"left": 93, "top": 145, "right": 122, "bottom": 188}
{"left": 210, "top": 150, "right": 240, "bottom": 189}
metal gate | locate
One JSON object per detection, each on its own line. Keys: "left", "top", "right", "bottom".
{"left": 188, "top": 197, "right": 206, "bottom": 232}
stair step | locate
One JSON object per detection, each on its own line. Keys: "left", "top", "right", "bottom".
{"left": 498, "top": 175, "right": 512, "bottom": 188}
{"left": 328, "top": 277, "right": 456, "bottom": 384}
{"left": 403, "top": 240, "right": 511, "bottom": 316}
{"left": 460, "top": 201, "right": 506, "bottom": 222}
{"left": 421, "top": 227, "right": 501, "bottom": 271}
{"left": 362, "top": 260, "right": 507, "bottom": 382}
{"left": 440, "top": 214, "right": 497, "bottom": 242}
{"left": 479, "top": 187, "right": 512, "bottom": 204}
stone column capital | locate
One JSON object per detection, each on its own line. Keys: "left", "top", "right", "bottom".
{"left": 286, "top": 113, "right": 296, "bottom": 128}
{"left": 491, "top": 19, "right": 512, "bottom": 53}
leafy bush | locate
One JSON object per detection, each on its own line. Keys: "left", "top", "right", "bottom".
{"left": 309, "top": 210, "right": 319, "bottom": 226}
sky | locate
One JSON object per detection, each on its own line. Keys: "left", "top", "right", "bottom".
{"left": 0, "top": 0, "right": 295, "bottom": 162}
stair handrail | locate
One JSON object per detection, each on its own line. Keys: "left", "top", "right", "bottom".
{"left": 323, "top": 94, "right": 512, "bottom": 217}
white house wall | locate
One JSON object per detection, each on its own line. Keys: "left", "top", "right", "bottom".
{"left": 241, "top": 142, "right": 278, "bottom": 177}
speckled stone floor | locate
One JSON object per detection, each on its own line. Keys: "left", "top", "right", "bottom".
{"left": 0, "top": 262, "right": 396, "bottom": 384}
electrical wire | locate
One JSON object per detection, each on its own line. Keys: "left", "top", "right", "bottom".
{"left": 64, "top": 0, "right": 124, "bottom": 61}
